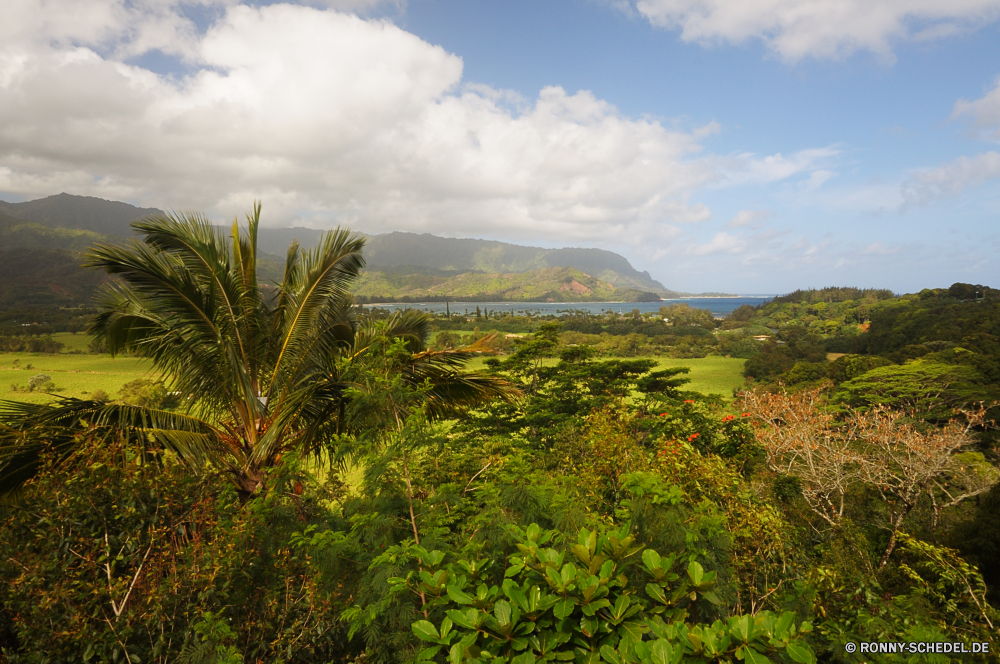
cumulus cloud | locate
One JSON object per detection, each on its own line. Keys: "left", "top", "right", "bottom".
{"left": 712, "top": 147, "right": 840, "bottom": 186}
{"left": 688, "top": 231, "right": 745, "bottom": 255}
{"left": 901, "top": 152, "right": 1000, "bottom": 207}
{"left": 953, "top": 77, "right": 1000, "bottom": 140}
{"left": 630, "top": 0, "right": 1000, "bottom": 61}
{"left": 727, "top": 209, "right": 771, "bottom": 228}
{"left": 0, "top": 1, "right": 836, "bottom": 248}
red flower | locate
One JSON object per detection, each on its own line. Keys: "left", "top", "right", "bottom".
{"left": 741, "top": 413, "right": 750, "bottom": 417}
{"left": 687, "top": 433, "right": 700, "bottom": 441}
{"left": 683, "top": 400, "right": 695, "bottom": 404}
{"left": 659, "top": 413, "right": 669, "bottom": 417}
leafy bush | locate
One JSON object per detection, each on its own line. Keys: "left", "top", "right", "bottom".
{"left": 117, "top": 378, "right": 179, "bottom": 409}
{"left": 26, "top": 373, "right": 53, "bottom": 392}
{"left": 0, "top": 439, "right": 349, "bottom": 663}
{"left": 407, "top": 524, "right": 816, "bottom": 664}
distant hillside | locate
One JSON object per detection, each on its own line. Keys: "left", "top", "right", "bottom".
{"left": 257, "top": 229, "right": 673, "bottom": 295}
{"left": 353, "top": 266, "right": 661, "bottom": 303}
{"left": 0, "top": 193, "right": 688, "bottom": 300}
{"left": 0, "top": 193, "right": 162, "bottom": 236}
{"left": 0, "top": 247, "right": 108, "bottom": 313}
{"left": 0, "top": 211, "right": 114, "bottom": 252}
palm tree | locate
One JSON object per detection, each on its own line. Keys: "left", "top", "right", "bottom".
{"left": 0, "top": 203, "right": 516, "bottom": 500}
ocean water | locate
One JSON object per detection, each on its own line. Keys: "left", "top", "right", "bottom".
{"left": 362, "top": 296, "right": 776, "bottom": 318}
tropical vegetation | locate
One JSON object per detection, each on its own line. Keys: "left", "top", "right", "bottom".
{"left": 0, "top": 206, "right": 997, "bottom": 663}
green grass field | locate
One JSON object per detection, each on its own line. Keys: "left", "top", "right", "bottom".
{"left": 52, "top": 332, "right": 94, "bottom": 353}
{"left": 4, "top": 329, "right": 746, "bottom": 406}
{"left": 1, "top": 352, "right": 154, "bottom": 404}
{"left": 463, "top": 355, "right": 745, "bottom": 396}
{"left": 650, "top": 357, "right": 746, "bottom": 395}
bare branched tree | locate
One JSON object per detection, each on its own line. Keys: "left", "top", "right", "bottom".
{"left": 743, "top": 387, "right": 997, "bottom": 569}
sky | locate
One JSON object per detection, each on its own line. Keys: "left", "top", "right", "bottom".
{"left": 1, "top": 0, "right": 999, "bottom": 294}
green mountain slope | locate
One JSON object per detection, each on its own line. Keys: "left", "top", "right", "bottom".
{"left": 0, "top": 194, "right": 684, "bottom": 302}
{"left": 256, "top": 229, "right": 670, "bottom": 294}
{"left": 0, "top": 211, "right": 114, "bottom": 251}
{"left": 0, "top": 247, "right": 108, "bottom": 313}
{"left": 354, "top": 266, "right": 660, "bottom": 302}
{"left": 0, "top": 193, "right": 162, "bottom": 236}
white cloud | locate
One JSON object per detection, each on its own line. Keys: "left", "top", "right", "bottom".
{"left": 953, "top": 77, "right": 1000, "bottom": 140}
{"left": 712, "top": 147, "right": 840, "bottom": 186}
{"left": 0, "top": 1, "right": 838, "bottom": 249}
{"left": 630, "top": 0, "right": 1000, "bottom": 61}
{"left": 901, "top": 152, "right": 1000, "bottom": 207}
{"left": 727, "top": 209, "right": 771, "bottom": 228}
{"left": 689, "top": 231, "right": 745, "bottom": 255}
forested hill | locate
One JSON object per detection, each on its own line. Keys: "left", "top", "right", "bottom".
{"left": 0, "top": 194, "right": 676, "bottom": 296}
{"left": 253, "top": 229, "right": 669, "bottom": 293}
{"left": 351, "top": 232, "right": 666, "bottom": 293}
{"left": 0, "top": 193, "right": 162, "bottom": 237}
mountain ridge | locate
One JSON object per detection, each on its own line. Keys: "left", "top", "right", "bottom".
{"left": 0, "top": 193, "right": 699, "bottom": 299}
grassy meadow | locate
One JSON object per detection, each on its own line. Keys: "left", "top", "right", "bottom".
{"left": 462, "top": 355, "right": 746, "bottom": 396}
{"left": 3, "top": 332, "right": 745, "bottom": 405}
{"left": 2, "top": 333, "right": 154, "bottom": 404}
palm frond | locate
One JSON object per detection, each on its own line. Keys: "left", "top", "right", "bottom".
{"left": 0, "top": 398, "right": 222, "bottom": 498}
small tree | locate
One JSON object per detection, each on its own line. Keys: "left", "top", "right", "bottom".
{"left": 27, "top": 374, "right": 54, "bottom": 393}
{"left": 853, "top": 405, "right": 995, "bottom": 567}
{"left": 742, "top": 386, "right": 863, "bottom": 529}
{"left": 743, "top": 387, "right": 997, "bottom": 568}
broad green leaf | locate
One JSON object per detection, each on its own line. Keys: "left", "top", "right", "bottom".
{"left": 648, "top": 640, "right": 673, "bottom": 664}
{"left": 561, "top": 563, "right": 578, "bottom": 586}
{"left": 412, "top": 620, "right": 441, "bottom": 642}
{"left": 513, "top": 652, "right": 536, "bottom": 664}
{"left": 449, "top": 643, "right": 463, "bottom": 664}
{"left": 580, "top": 616, "right": 599, "bottom": 638}
{"left": 495, "top": 600, "right": 513, "bottom": 626}
{"left": 784, "top": 641, "right": 815, "bottom": 664}
{"left": 687, "top": 561, "right": 704, "bottom": 586}
{"left": 731, "top": 616, "right": 750, "bottom": 643}
{"left": 645, "top": 584, "right": 667, "bottom": 605}
{"left": 599, "top": 646, "right": 622, "bottom": 664}
{"left": 448, "top": 586, "right": 476, "bottom": 605}
{"left": 528, "top": 585, "right": 542, "bottom": 611}
{"left": 554, "top": 597, "right": 577, "bottom": 620}
{"left": 617, "top": 621, "right": 647, "bottom": 644}
{"left": 447, "top": 609, "right": 478, "bottom": 630}
{"left": 774, "top": 612, "right": 794, "bottom": 640}
{"left": 611, "top": 594, "right": 630, "bottom": 619}
{"left": 419, "top": 646, "right": 442, "bottom": 661}
{"left": 642, "top": 549, "right": 661, "bottom": 571}
{"left": 441, "top": 617, "right": 453, "bottom": 638}
{"left": 738, "top": 646, "right": 772, "bottom": 664}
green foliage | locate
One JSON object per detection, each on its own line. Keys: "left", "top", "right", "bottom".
{"left": 948, "top": 482, "right": 1000, "bottom": 603}
{"left": 0, "top": 336, "right": 64, "bottom": 354}
{"left": 833, "top": 360, "right": 993, "bottom": 416}
{"left": 117, "top": 377, "right": 178, "bottom": 409}
{"left": 0, "top": 438, "right": 349, "bottom": 663}
{"left": 0, "top": 204, "right": 514, "bottom": 499}
{"left": 26, "top": 373, "right": 54, "bottom": 392}
{"left": 407, "top": 524, "right": 815, "bottom": 664}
